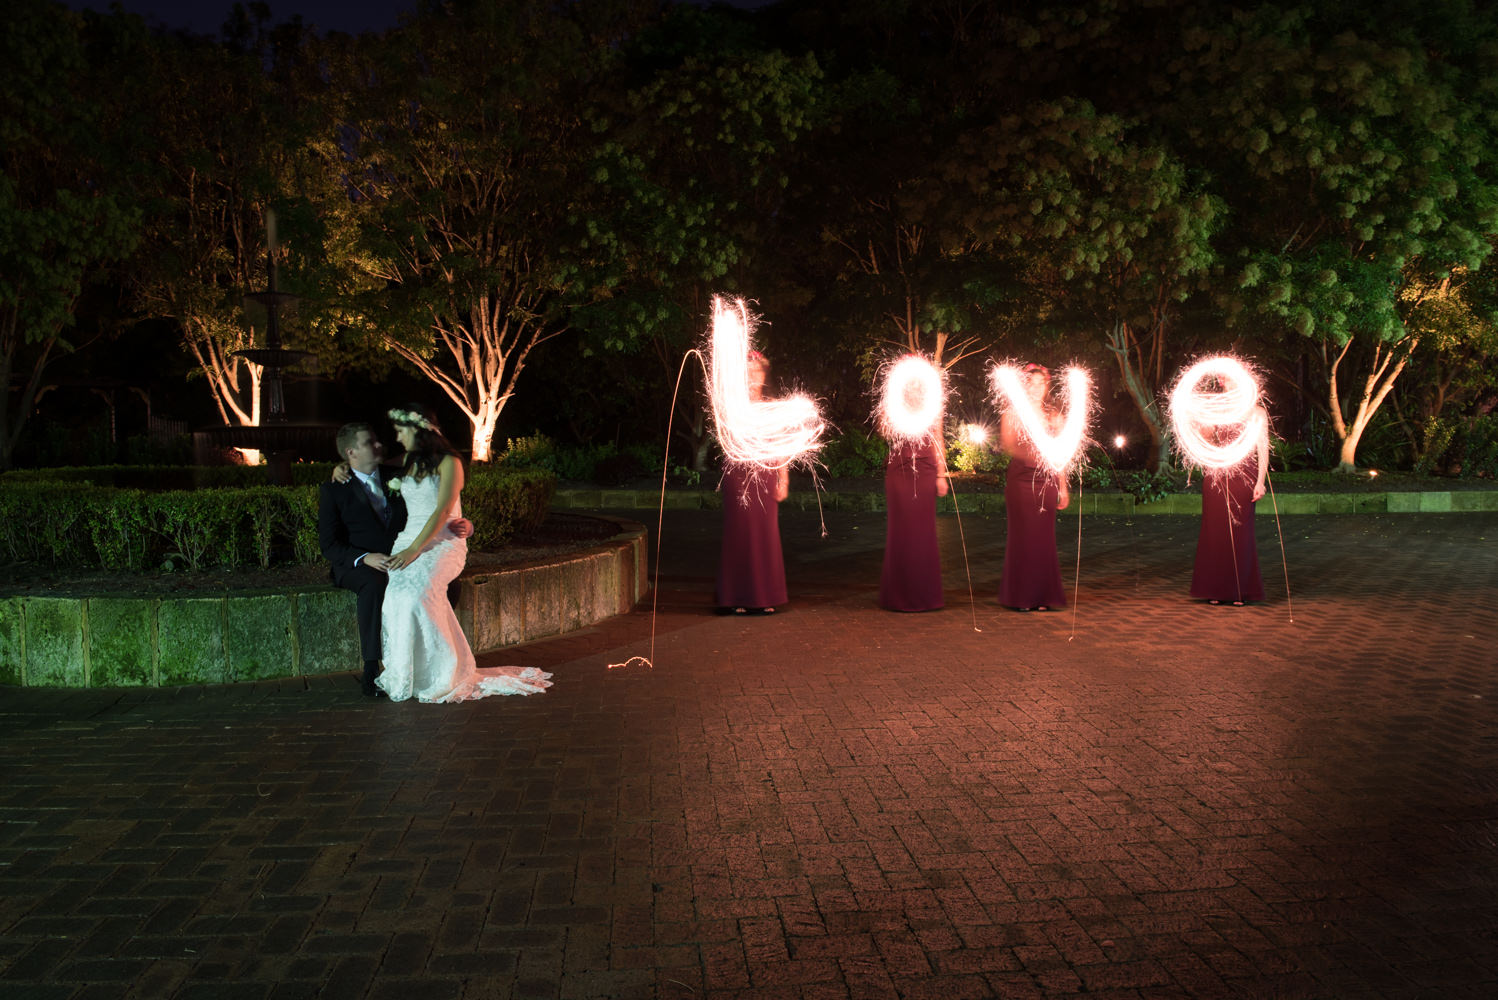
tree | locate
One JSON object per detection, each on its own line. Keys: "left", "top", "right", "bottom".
{"left": 326, "top": 0, "right": 633, "bottom": 461}
{"left": 1391, "top": 256, "right": 1498, "bottom": 471}
{"left": 127, "top": 10, "right": 356, "bottom": 453}
{"left": 571, "top": 4, "right": 825, "bottom": 469}
{"left": 0, "top": 1, "right": 141, "bottom": 469}
{"left": 951, "top": 99, "right": 1221, "bottom": 472}
{"left": 1172, "top": 2, "right": 1498, "bottom": 471}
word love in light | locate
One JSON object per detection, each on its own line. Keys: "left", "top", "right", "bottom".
{"left": 877, "top": 355, "right": 945, "bottom": 443}
{"left": 1168, "top": 356, "right": 1267, "bottom": 471}
{"left": 708, "top": 296, "right": 825, "bottom": 470}
{"left": 989, "top": 364, "right": 1092, "bottom": 475}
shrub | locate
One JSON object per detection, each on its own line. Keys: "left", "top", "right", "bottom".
{"left": 822, "top": 427, "right": 889, "bottom": 478}
{"left": 0, "top": 463, "right": 336, "bottom": 490}
{"left": 0, "top": 480, "right": 320, "bottom": 572}
{"left": 465, "top": 466, "right": 557, "bottom": 549}
{"left": 1452, "top": 414, "right": 1498, "bottom": 478}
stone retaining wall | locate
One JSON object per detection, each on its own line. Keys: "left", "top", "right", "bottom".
{"left": 0, "top": 517, "right": 647, "bottom": 688}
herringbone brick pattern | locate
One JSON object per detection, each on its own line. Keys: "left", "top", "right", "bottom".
{"left": 2, "top": 511, "right": 1496, "bottom": 999}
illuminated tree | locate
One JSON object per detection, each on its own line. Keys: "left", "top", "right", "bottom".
{"left": 327, "top": 0, "right": 636, "bottom": 462}
{"left": 1171, "top": 2, "right": 1498, "bottom": 471}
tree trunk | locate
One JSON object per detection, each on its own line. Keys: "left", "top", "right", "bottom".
{"left": 0, "top": 311, "right": 57, "bottom": 472}
{"left": 1326, "top": 333, "right": 1417, "bottom": 473}
{"left": 1106, "top": 320, "right": 1172, "bottom": 473}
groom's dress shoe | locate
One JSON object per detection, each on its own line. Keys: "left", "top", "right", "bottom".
{"left": 362, "top": 684, "right": 387, "bottom": 698}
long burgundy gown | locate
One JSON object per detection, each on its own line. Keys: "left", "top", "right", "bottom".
{"left": 715, "top": 463, "right": 788, "bottom": 610}
{"left": 1190, "top": 460, "right": 1264, "bottom": 603}
{"left": 879, "top": 440, "right": 944, "bottom": 611}
{"left": 999, "top": 460, "right": 1067, "bottom": 609}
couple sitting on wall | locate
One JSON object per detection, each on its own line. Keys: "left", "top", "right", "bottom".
{"left": 317, "top": 406, "right": 551, "bottom": 703}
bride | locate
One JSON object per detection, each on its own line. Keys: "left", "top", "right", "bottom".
{"left": 377, "top": 405, "right": 552, "bottom": 703}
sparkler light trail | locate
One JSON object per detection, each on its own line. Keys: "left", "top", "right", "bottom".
{"left": 877, "top": 355, "right": 945, "bottom": 443}
{"left": 709, "top": 296, "right": 825, "bottom": 470}
{"left": 1168, "top": 356, "right": 1268, "bottom": 471}
{"left": 988, "top": 364, "right": 1092, "bottom": 475}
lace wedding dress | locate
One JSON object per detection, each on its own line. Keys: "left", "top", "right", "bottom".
{"left": 377, "top": 472, "right": 552, "bottom": 703}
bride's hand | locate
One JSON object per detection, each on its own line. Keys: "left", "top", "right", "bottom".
{"left": 331, "top": 462, "right": 352, "bottom": 484}
{"left": 387, "top": 546, "right": 420, "bottom": 570}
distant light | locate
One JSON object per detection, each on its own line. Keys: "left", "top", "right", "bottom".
{"left": 962, "top": 423, "right": 989, "bottom": 445}
{"left": 1113, "top": 435, "right": 1126, "bottom": 449}
{"left": 1368, "top": 469, "right": 1379, "bottom": 478}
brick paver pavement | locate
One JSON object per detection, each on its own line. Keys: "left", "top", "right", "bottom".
{"left": 2, "top": 510, "right": 1497, "bottom": 999}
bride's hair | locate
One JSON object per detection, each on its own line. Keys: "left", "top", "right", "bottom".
{"left": 389, "top": 404, "right": 460, "bottom": 480}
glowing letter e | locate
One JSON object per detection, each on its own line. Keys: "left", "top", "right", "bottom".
{"left": 709, "top": 296, "right": 825, "bottom": 470}
{"left": 1168, "top": 356, "right": 1266, "bottom": 471}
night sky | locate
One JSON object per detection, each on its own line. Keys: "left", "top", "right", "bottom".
{"left": 62, "top": 0, "right": 776, "bottom": 37}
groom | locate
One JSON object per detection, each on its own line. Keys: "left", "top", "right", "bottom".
{"left": 319, "top": 421, "right": 469, "bottom": 697}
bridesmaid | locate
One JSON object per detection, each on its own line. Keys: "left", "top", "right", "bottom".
{"left": 879, "top": 433, "right": 948, "bottom": 611}
{"left": 1191, "top": 406, "right": 1269, "bottom": 605}
{"left": 715, "top": 351, "right": 790, "bottom": 614}
{"left": 998, "top": 363, "right": 1069, "bottom": 611}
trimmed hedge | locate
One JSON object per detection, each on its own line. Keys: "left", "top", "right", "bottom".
{"left": 0, "top": 465, "right": 556, "bottom": 573}
{"left": 0, "top": 463, "right": 337, "bottom": 489}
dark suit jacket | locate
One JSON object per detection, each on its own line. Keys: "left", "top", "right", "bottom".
{"left": 318, "top": 466, "right": 409, "bottom": 585}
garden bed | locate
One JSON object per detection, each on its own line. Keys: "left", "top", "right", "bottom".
{"left": 0, "top": 512, "right": 618, "bottom": 599}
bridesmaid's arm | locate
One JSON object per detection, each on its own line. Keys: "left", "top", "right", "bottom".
{"left": 389, "top": 455, "right": 464, "bottom": 569}
{"left": 1252, "top": 409, "right": 1270, "bottom": 501}
{"left": 932, "top": 437, "right": 949, "bottom": 497}
{"left": 775, "top": 467, "right": 789, "bottom": 502}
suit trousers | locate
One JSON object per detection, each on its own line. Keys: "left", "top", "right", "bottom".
{"left": 338, "top": 563, "right": 390, "bottom": 660}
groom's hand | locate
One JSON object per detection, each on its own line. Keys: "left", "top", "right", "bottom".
{"left": 449, "top": 518, "right": 473, "bottom": 539}
{"left": 363, "top": 553, "right": 392, "bottom": 572}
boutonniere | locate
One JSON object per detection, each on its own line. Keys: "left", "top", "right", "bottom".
{"left": 386, "top": 477, "right": 403, "bottom": 494}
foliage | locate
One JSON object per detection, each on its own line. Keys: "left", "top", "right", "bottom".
{"left": 0, "top": 1, "right": 143, "bottom": 469}
{"left": 947, "top": 438, "right": 1005, "bottom": 476}
{"left": 323, "top": 0, "right": 645, "bottom": 461}
{"left": 0, "top": 463, "right": 338, "bottom": 489}
{"left": 0, "top": 481, "right": 317, "bottom": 572}
{"left": 1450, "top": 414, "right": 1498, "bottom": 479}
{"left": 0, "top": 464, "right": 555, "bottom": 572}
{"left": 463, "top": 466, "right": 557, "bottom": 550}
{"left": 1169, "top": 1, "right": 1498, "bottom": 469}
{"left": 124, "top": 10, "right": 359, "bottom": 439}
{"left": 820, "top": 427, "right": 889, "bottom": 479}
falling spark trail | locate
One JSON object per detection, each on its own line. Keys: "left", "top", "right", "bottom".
{"left": 946, "top": 480, "right": 982, "bottom": 633}
{"left": 607, "top": 349, "right": 710, "bottom": 671}
{"left": 1266, "top": 473, "right": 1295, "bottom": 623}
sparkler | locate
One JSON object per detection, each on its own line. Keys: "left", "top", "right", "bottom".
{"left": 877, "top": 354, "right": 945, "bottom": 443}
{"left": 988, "top": 364, "right": 1092, "bottom": 475}
{"left": 1168, "top": 356, "right": 1267, "bottom": 471}
{"left": 709, "top": 296, "right": 825, "bottom": 470}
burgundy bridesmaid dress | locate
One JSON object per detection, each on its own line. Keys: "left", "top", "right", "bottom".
{"left": 715, "top": 463, "right": 788, "bottom": 610}
{"left": 998, "top": 460, "right": 1067, "bottom": 610}
{"left": 1190, "top": 460, "right": 1264, "bottom": 604}
{"left": 879, "top": 441, "right": 944, "bottom": 611}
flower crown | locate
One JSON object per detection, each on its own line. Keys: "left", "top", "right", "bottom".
{"left": 388, "top": 408, "right": 436, "bottom": 432}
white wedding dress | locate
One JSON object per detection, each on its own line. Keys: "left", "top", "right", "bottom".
{"left": 377, "top": 472, "right": 552, "bottom": 703}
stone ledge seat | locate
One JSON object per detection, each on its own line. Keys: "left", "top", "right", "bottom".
{"left": 0, "top": 516, "right": 648, "bottom": 689}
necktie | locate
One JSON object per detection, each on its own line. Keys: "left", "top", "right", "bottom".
{"left": 366, "top": 477, "right": 388, "bottom": 523}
